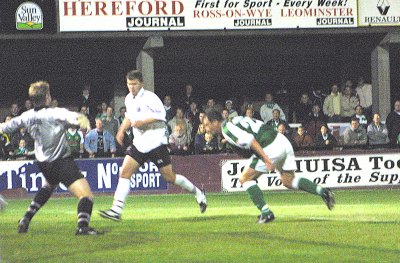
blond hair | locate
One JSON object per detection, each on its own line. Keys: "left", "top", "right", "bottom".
{"left": 28, "top": 81, "right": 50, "bottom": 107}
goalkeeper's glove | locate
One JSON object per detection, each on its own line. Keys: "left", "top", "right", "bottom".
{"left": 77, "top": 114, "right": 91, "bottom": 130}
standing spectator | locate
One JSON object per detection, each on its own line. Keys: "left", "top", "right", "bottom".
{"left": 181, "top": 83, "right": 197, "bottom": 112}
{"left": 103, "top": 106, "right": 119, "bottom": 137}
{"left": 194, "top": 123, "right": 206, "bottom": 154}
{"left": 185, "top": 101, "right": 200, "bottom": 129}
{"left": 323, "top": 84, "right": 341, "bottom": 123}
{"left": 79, "top": 85, "right": 96, "bottom": 121}
{"left": 340, "top": 81, "right": 359, "bottom": 123}
{"left": 22, "top": 99, "right": 33, "bottom": 113}
{"left": 96, "top": 102, "right": 108, "bottom": 120}
{"left": 353, "top": 105, "right": 368, "bottom": 130}
{"left": 0, "top": 132, "right": 12, "bottom": 160}
{"left": 203, "top": 98, "right": 223, "bottom": 113}
{"left": 66, "top": 127, "right": 85, "bottom": 158}
{"left": 385, "top": 100, "right": 400, "bottom": 146}
{"left": 310, "top": 85, "right": 327, "bottom": 110}
{"left": 304, "top": 104, "right": 326, "bottom": 140}
{"left": 292, "top": 126, "right": 314, "bottom": 150}
{"left": 225, "top": 100, "right": 238, "bottom": 121}
{"left": 314, "top": 123, "right": 338, "bottom": 150}
{"left": 168, "top": 124, "right": 190, "bottom": 155}
{"left": 117, "top": 106, "right": 127, "bottom": 126}
{"left": 84, "top": 118, "right": 116, "bottom": 158}
{"left": 167, "top": 107, "right": 192, "bottom": 141}
{"left": 266, "top": 109, "right": 289, "bottom": 132}
{"left": 260, "top": 92, "right": 285, "bottom": 123}
{"left": 367, "top": 113, "right": 389, "bottom": 146}
{"left": 10, "top": 102, "right": 21, "bottom": 118}
{"left": 163, "top": 95, "right": 175, "bottom": 122}
{"left": 343, "top": 117, "right": 367, "bottom": 147}
{"left": 355, "top": 76, "right": 373, "bottom": 121}
{"left": 292, "top": 93, "right": 313, "bottom": 125}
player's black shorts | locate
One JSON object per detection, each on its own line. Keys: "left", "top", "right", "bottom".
{"left": 125, "top": 144, "right": 171, "bottom": 168}
{"left": 37, "top": 156, "right": 84, "bottom": 188}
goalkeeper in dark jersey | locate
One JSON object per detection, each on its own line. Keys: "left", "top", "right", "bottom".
{"left": 0, "top": 81, "right": 102, "bottom": 235}
{"left": 204, "top": 109, "right": 335, "bottom": 223}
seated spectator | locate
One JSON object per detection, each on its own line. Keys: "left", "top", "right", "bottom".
{"left": 304, "top": 104, "right": 326, "bottom": 139}
{"left": 11, "top": 127, "right": 34, "bottom": 153}
{"left": 103, "top": 106, "right": 119, "bottom": 137}
{"left": 10, "top": 102, "right": 21, "bottom": 118}
{"left": 260, "top": 92, "right": 286, "bottom": 123}
{"left": 292, "top": 92, "right": 313, "bottom": 125}
{"left": 117, "top": 106, "right": 126, "bottom": 126}
{"left": 201, "top": 132, "right": 219, "bottom": 154}
{"left": 353, "top": 105, "right": 368, "bottom": 130}
{"left": 277, "top": 123, "right": 293, "bottom": 144}
{"left": 314, "top": 123, "right": 338, "bottom": 150}
{"left": 84, "top": 118, "right": 116, "bottom": 158}
{"left": 386, "top": 100, "right": 400, "bottom": 146}
{"left": 168, "top": 107, "right": 192, "bottom": 141}
{"left": 12, "top": 139, "right": 34, "bottom": 160}
{"left": 292, "top": 126, "right": 313, "bottom": 150}
{"left": 367, "top": 113, "right": 389, "bottom": 146}
{"left": 343, "top": 117, "right": 367, "bottom": 147}
{"left": 0, "top": 132, "right": 12, "bottom": 160}
{"left": 225, "top": 100, "right": 238, "bottom": 121}
{"left": 194, "top": 123, "right": 206, "bottom": 154}
{"left": 22, "top": 99, "right": 33, "bottom": 113}
{"left": 169, "top": 124, "right": 190, "bottom": 155}
{"left": 66, "top": 127, "right": 85, "bottom": 158}
{"left": 266, "top": 109, "right": 289, "bottom": 132}
{"left": 96, "top": 102, "right": 108, "bottom": 120}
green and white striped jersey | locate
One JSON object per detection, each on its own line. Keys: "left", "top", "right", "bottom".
{"left": 222, "top": 116, "right": 277, "bottom": 150}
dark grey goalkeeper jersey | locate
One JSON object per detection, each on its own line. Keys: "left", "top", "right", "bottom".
{"left": 1, "top": 107, "right": 81, "bottom": 162}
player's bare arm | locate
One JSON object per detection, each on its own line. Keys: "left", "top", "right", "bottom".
{"left": 250, "top": 139, "right": 275, "bottom": 171}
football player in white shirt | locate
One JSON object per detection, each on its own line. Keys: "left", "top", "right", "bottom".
{"left": 99, "top": 70, "right": 207, "bottom": 221}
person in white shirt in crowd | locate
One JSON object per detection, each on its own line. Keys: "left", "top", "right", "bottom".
{"left": 260, "top": 92, "right": 286, "bottom": 123}
{"left": 355, "top": 76, "right": 373, "bottom": 121}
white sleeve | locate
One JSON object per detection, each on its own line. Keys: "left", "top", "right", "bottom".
{"left": 223, "top": 122, "right": 254, "bottom": 149}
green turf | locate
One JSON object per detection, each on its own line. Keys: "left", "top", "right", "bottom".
{"left": 1, "top": 189, "right": 400, "bottom": 262}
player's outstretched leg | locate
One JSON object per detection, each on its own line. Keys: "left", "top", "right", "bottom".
{"left": 18, "top": 186, "right": 54, "bottom": 233}
{"left": 288, "top": 173, "right": 336, "bottom": 210}
{"left": 243, "top": 181, "right": 275, "bottom": 224}
{"left": 174, "top": 174, "right": 207, "bottom": 213}
{"left": 98, "top": 177, "right": 130, "bottom": 222}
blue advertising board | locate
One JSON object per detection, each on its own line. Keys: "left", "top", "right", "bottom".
{"left": 0, "top": 158, "right": 168, "bottom": 193}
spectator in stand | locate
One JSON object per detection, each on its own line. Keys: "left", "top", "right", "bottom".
{"left": 203, "top": 98, "right": 223, "bottom": 113}
{"left": 304, "top": 104, "right": 326, "bottom": 140}
{"left": 323, "top": 84, "right": 341, "bottom": 123}
{"left": 181, "top": 83, "right": 197, "bottom": 112}
{"left": 168, "top": 124, "right": 190, "bottom": 155}
{"left": 355, "top": 76, "right": 373, "bottom": 121}
{"left": 167, "top": 107, "right": 192, "bottom": 142}
{"left": 102, "top": 106, "right": 119, "bottom": 137}
{"left": 84, "top": 118, "right": 116, "bottom": 158}
{"left": 163, "top": 95, "right": 175, "bottom": 123}
{"left": 117, "top": 106, "right": 126, "bottom": 126}
{"left": 96, "top": 102, "right": 108, "bottom": 120}
{"left": 202, "top": 132, "right": 219, "bottom": 154}
{"left": 12, "top": 138, "right": 34, "bottom": 160}
{"left": 385, "top": 99, "right": 400, "bottom": 147}
{"left": 277, "top": 123, "right": 294, "bottom": 144}
{"left": 340, "top": 81, "right": 359, "bottom": 123}
{"left": 185, "top": 102, "right": 200, "bottom": 153}
{"left": 50, "top": 98, "right": 59, "bottom": 108}
{"left": 66, "top": 127, "right": 85, "bottom": 158}
{"left": 292, "top": 126, "right": 313, "bottom": 150}
{"left": 292, "top": 92, "right": 313, "bottom": 125}
{"left": 343, "top": 117, "right": 367, "bottom": 147}
{"left": 79, "top": 106, "right": 90, "bottom": 138}
{"left": 116, "top": 126, "right": 134, "bottom": 157}
{"left": 367, "top": 113, "right": 389, "bottom": 146}
{"left": 240, "top": 96, "right": 252, "bottom": 116}
{"left": 260, "top": 92, "right": 285, "bottom": 123}
{"left": 22, "top": 99, "right": 33, "bottom": 113}
{"left": 11, "top": 127, "right": 34, "bottom": 153}
{"left": 314, "top": 123, "right": 338, "bottom": 150}
{"left": 310, "top": 85, "right": 327, "bottom": 110}
{"left": 244, "top": 104, "right": 256, "bottom": 120}
{"left": 266, "top": 109, "right": 289, "bottom": 132}
{"left": 10, "top": 102, "right": 21, "bottom": 118}
{"left": 225, "top": 100, "right": 238, "bottom": 121}
{"left": 353, "top": 105, "right": 368, "bottom": 130}
{"left": 194, "top": 123, "right": 206, "bottom": 154}
{"left": 0, "top": 131, "right": 12, "bottom": 160}
{"left": 80, "top": 105, "right": 90, "bottom": 119}
{"left": 79, "top": 85, "right": 97, "bottom": 121}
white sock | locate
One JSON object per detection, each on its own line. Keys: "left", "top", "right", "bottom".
{"left": 175, "top": 174, "right": 205, "bottom": 203}
{"left": 111, "top": 178, "right": 131, "bottom": 214}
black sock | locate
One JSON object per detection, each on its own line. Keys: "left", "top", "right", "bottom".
{"left": 77, "top": 197, "right": 93, "bottom": 228}
{"left": 24, "top": 187, "right": 53, "bottom": 221}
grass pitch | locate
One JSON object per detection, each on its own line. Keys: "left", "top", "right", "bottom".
{"left": 1, "top": 189, "right": 400, "bottom": 262}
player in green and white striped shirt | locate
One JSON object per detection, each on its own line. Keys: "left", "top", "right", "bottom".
{"left": 204, "top": 109, "right": 335, "bottom": 223}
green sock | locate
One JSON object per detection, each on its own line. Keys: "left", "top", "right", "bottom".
{"left": 246, "top": 184, "right": 266, "bottom": 211}
{"left": 298, "top": 178, "right": 323, "bottom": 196}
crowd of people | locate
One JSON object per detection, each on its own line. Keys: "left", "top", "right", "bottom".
{"left": 1, "top": 76, "right": 400, "bottom": 161}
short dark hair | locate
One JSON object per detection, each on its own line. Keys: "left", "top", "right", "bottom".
{"left": 351, "top": 117, "right": 359, "bottom": 123}
{"left": 126, "top": 70, "right": 143, "bottom": 82}
{"left": 205, "top": 109, "right": 223, "bottom": 122}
